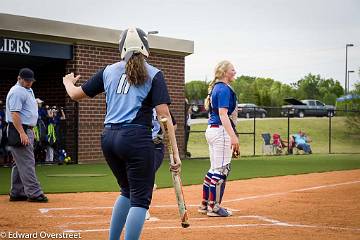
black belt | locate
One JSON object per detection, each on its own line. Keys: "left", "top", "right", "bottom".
{"left": 23, "top": 124, "right": 33, "bottom": 130}
{"left": 8, "top": 122, "right": 33, "bottom": 130}
{"left": 104, "top": 123, "right": 149, "bottom": 130}
{"left": 210, "top": 124, "right": 220, "bottom": 128}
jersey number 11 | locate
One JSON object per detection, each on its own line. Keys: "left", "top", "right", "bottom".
{"left": 117, "top": 74, "right": 130, "bottom": 94}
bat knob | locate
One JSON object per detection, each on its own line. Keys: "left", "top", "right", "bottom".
{"left": 181, "top": 222, "right": 190, "bottom": 228}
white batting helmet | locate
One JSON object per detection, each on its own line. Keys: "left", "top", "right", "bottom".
{"left": 119, "top": 27, "right": 149, "bottom": 62}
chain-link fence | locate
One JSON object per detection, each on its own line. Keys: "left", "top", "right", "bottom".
{"left": 186, "top": 106, "right": 360, "bottom": 159}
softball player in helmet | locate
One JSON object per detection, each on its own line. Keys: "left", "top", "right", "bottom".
{"left": 63, "top": 27, "right": 181, "bottom": 240}
{"left": 198, "top": 60, "right": 239, "bottom": 217}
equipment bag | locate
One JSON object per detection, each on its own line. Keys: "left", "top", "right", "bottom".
{"left": 7, "top": 123, "right": 22, "bottom": 147}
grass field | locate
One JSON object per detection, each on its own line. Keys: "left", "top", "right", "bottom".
{"left": 188, "top": 117, "right": 360, "bottom": 158}
{"left": 1, "top": 153, "right": 359, "bottom": 195}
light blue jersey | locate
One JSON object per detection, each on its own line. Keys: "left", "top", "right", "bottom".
{"left": 6, "top": 82, "right": 38, "bottom": 126}
{"left": 102, "top": 62, "right": 159, "bottom": 124}
{"left": 82, "top": 60, "right": 171, "bottom": 127}
{"left": 152, "top": 109, "right": 161, "bottom": 139}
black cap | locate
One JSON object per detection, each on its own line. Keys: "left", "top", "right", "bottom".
{"left": 19, "top": 68, "right": 35, "bottom": 81}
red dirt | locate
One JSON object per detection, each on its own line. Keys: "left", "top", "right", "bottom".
{"left": 1, "top": 170, "right": 359, "bottom": 240}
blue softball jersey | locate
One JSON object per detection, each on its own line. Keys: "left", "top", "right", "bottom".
{"left": 81, "top": 61, "right": 171, "bottom": 127}
{"left": 208, "top": 82, "right": 237, "bottom": 125}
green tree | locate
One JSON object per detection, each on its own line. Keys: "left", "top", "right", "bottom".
{"left": 231, "top": 76, "right": 256, "bottom": 104}
{"left": 318, "top": 78, "right": 344, "bottom": 104}
{"left": 292, "top": 73, "right": 321, "bottom": 99}
{"left": 232, "top": 76, "right": 294, "bottom": 107}
{"left": 253, "top": 77, "right": 274, "bottom": 106}
{"left": 292, "top": 73, "right": 344, "bottom": 105}
{"left": 345, "top": 68, "right": 360, "bottom": 135}
{"left": 185, "top": 80, "right": 208, "bottom": 102}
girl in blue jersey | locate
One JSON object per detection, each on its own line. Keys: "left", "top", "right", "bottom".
{"left": 62, "top": 27, "right": 181, "bottom": 240}
{"left": 198, "top": 60, "right": 239, "bottom": 217}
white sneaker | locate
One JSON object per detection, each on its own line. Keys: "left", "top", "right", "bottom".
{"left": 145, "top": 210, "right": 151, "bottom": 220}
{"left": 207, "top": 207, "right": 232, "bottom": 217}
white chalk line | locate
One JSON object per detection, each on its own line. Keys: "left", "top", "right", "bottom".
{"left": 64, "top": 224, "right": 360, "bottom": 233}
{"left": 36, "top": 180, "right": 360, "bottom": 234}
{"left": 59, "top": 215, "right": 267, "bottom": 229}
{"left": 59, "top": 217, "right": 161, "bottom": 229}
{"left": 42, "top": 215, "right": 100, "bottom": 218}
{"left": 39, "top": 206, "right": 113, "bottom": 214}
{"left": 39, "top": 180, "right": 360, "bottom": 214}
{"left": 62, "top": 215, "right": 282, "bottom": 233}
{"left": 62, "top": 215, "right": 360, "bottom": 233}
{"left": 223, "top": 180, "right": 360, "bottom": 203}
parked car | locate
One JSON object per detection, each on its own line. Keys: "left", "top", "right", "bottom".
{"left": 190, "top": 104, "right": 208, "bottom": 119}
{"left": 237, "top": 103, "right": 267, "bottom": 118}
{"left": 281, "top": 98, "right": 336, "bottom": 118}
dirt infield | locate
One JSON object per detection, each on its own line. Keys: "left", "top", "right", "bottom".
{"left": 1, "top": 170, "right": 359, "bottom": 240}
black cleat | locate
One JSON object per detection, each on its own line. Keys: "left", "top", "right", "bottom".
{"left": 28, "top": 194, "right": 48, "bottom": 203}
{"left": 9, "top": 194, "right": 28, "bottom": 202}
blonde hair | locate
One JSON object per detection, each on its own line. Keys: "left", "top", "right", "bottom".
{"left": 125, "top": 54, "right": 148, "bottom": 86}
{"left": 204, "top": 60, "right": 233, "bottom": 111}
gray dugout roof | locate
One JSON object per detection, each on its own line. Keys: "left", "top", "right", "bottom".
{"left": 0, "top": 13, "right": 194, "bottom": 56}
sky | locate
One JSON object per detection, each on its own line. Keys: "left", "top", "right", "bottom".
{"left": 1, "top": 0, "right": 359, "bottom": 89}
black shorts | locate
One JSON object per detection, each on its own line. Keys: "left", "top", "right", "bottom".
{"left": 101, "top": 125, "right": 155, "bottom": 209}
{"left": 154, "top": 143, "right": 165, "bottom": 171}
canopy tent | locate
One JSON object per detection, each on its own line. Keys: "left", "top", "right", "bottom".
{"left": 336, "top": 94, "right": 360, "bottom": 102}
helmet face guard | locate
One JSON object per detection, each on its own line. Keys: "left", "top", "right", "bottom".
{"left": 119, "top": 27, "right": 150, "bottom": 62}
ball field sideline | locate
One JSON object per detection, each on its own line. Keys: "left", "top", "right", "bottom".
{"left": 0, "top": 153, "right": 359, "bottom": 194}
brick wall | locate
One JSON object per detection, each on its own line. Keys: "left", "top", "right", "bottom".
{"left": 66, "top": 44, "right": 186, "bottom": 163}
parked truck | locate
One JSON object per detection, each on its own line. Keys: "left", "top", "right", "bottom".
{"left": 281, "top": 98, "right": 336, "bottom": 118}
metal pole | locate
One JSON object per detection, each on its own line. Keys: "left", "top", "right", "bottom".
{"left": 345, "top": 46, "right": 348, "bottom": 95}
{"left": 329, "top": 113, "right": 332, "bottom": 154}
{"left": 345, "top": 44, "right": 354, "bottom": 95}
{"left": 287, "top": 108, "right": 290, "bottom": 154}
{"left": 348, "top": 70, "right": 355, "bottom": 94}
{"left": 253, "top": 107, "right": 256, "bottom": 156}
{"left": 347, "top": 70, "right": 349, "bottom": 94}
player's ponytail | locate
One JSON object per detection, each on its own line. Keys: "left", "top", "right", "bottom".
{"left": 126, "top": 54, "right": 148, "bottom": 86}
{"left": 204, "top": 60, "right": 232, "bottom": 111}
{"left": 204, "top": 78, "right": 217, "bottom": 111}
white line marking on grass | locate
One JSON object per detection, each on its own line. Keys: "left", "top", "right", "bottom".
{"left": 39, "top": 180, "right": 360, "bottom": 214}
